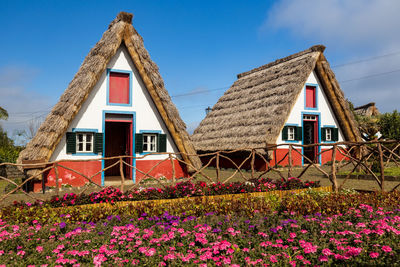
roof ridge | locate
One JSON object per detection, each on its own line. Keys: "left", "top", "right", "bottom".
{"left": 237, "top": 45, "right": 325, "bottom": 79}
{"left": 108, "top": 11, "right": 133, "bottom": 29}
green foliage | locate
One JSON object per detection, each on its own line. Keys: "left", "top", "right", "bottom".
{"left": 0, "top": 107, "right": 23, "bottom": 163}
{"left": 379, "top": 110, "right": 400, "bottom": 140}
{"left": 0, "top": 126, "right": 23, "bottom": 163}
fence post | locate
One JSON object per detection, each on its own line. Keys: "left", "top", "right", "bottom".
{"left": 331, "top": 145, "right": 338, "bottom": 192}
{"left": 378, "top": 143, "right": 385, "bottom": 191}
{"left": 288, "top": 145, "right": 292, "bottom": 178}
{"left": 119, "top": 157, "right": 125, "bottom": 192}
{"left": 169, "top": 154, "right": 176, "bottom": 183}
{"left": 216, "top": 152, "right": 220, "bottom": 182}
{"left": 54, "top": 163, "right": 59, "bottom": 195}
{"left": 251, "top": 149, "right": 255, "bottom": 179}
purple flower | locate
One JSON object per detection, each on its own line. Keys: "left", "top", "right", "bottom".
{"left": 59, "top": 222, "right": 66, "bottom": 229}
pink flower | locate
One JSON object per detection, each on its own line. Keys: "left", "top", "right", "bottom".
{"left": 319, "top": 255, "right": 329, "bottom": 262}
{"left": 322, "top": 248, "right": 333, "bottom": 256}
{"left": 382, "top": 246, "right": 392, "bottom": 253}
{"left": 270, "top": 255, "right": 278, "bottom": 263}
{"left": 289, "top": 232, "right": 296, "bottom": 239}
{"left": 369, "top": 252, "right": 379, "bottom": 258}
{"left": 36, "top": 246, "right": 43, "bottom": 252}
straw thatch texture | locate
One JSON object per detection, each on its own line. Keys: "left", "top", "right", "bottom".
{"left": 18, "top": 12, "right": 201, "bottom": 171}
{"left": 192, "top": 45, "right": 361, "bottom": 152}
{"left": 354, "top": 102, "right": 380, "bottom": 117}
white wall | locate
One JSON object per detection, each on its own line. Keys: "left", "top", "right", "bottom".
{"left": 275, "top": 70, "right": 345, "bottom": 147}
{"left": 50, "top": 46, "right": 180, "bottom": 161}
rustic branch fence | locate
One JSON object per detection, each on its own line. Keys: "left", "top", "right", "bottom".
{"left": 0, "top": 140, "right": 399, "bottom": 203}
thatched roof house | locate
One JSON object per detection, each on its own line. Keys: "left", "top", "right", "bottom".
{"left": 18, "top": 12, "right": 201, "bottom": 188}
{"left": 192, "top": 45, "right": 361, "bottom": 156}
{"left": 354, "top": 102, "right": 380, "bottom": 117}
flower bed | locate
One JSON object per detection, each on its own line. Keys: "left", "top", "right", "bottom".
{"left": 15, "top": 177, "right": 320, "bottom": 208}
{"left": 0, "top": 204, "right": 399, "bottom": 266}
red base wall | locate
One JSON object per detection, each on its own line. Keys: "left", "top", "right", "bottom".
{"left": 135, "top": 159, "right": 187, "bottom": 183}
{"left": 33, "top": 161, "right": 102, "bottom": 192}
{"left": 199, "top": 147, "right": 349, "bottom": 172}
{"left": 270, "top": 148, "right": 349, "bottom": 167}
{"left": 32, "top": 159, "right": 187, "bottom": 192}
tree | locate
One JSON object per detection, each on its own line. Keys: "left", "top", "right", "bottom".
{"left": 0, "top": 107, "right": 23, "bottom": 163}
{"left": 379, "top": 110, "right": 400, "bottom": 140}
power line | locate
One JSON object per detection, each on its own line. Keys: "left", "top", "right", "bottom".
{"left": 339, "top": 68, "right": 400, "bottom": 83}
{"left": 332, "top": 50, "right": 400, "bottom": 68}
{"left": 171, "top": 86, "right": 229, "bottom": 98}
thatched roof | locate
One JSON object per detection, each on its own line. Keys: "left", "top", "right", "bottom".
{"left": 354, "top": 102, "right": 380, "bottom": 117}
{"left": 192, "top": 45, "right": 362, "bottom": 152}
{"left": 18, "top": 12, "right": 201, "bottom": 171}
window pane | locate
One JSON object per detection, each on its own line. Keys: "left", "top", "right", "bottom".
{"left": 78, "top": 143, "right": 83, "bottom": 151}
{"left": 86, "top": 143, "right": 92, "bottom": 151}
{"left": 143, "top": 143, "right": 148, "bottom": 151}
{"left": 143, "top": 135, "right": 148, "bottom": 143}
{"left": 86, "top": 134, "right": 92, "bottom": 142}
{"left": 78, "top": 134, "right": 83, "bottom": 142}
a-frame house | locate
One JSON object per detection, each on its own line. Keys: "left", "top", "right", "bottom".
{"left": 18, "top": 12, "right": 201, "bottom": 191}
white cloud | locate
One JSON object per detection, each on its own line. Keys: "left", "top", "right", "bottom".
{"left": 0, "top": 65, "right": 54, "bottom": 143}
{"left": 261, "top": 0, "right": 400, "bottom": 112}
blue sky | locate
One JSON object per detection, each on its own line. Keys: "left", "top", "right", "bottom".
{"left": 1, "top": 0, "right": 400, "bottom": 143}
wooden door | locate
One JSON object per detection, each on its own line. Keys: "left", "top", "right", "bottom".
{"left": 105, "top": 122, "right": 131, "bottom": 176}
{"left": 303, "top": 115, "right": 319, "bottom": 163}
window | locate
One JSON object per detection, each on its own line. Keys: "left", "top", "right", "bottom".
{"left": 76, "top": 133, "right": 94, "bottom": 152}
{"left": 143, "top": 134, "right": 157, "bottom": 152}
{"left": 66, "top": 131, "right": 103, "bottom": 154}
{"left": 322, "top": 127, "right": 338, "bottom": 142}
{"left": 282, "top": 126, "right": 302, "bottom": 141}
{"left": 305, "top": 86, "right": 316, "bottom": 108}
{"left": 325, "top": 128, "right": 332, "bottom": 141}
{"left": 108, "top": 70, "right": 131, "bottom": 105}
{"left": 288, "top": 127, "right": 295, "bottom": 141}
{"left": 135, "top": 133, "right": 167, "bottom": 154}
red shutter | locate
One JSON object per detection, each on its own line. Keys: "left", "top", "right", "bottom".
{"left": 306, "top": 86, "right": 316, "bottom": 108}
{"left": 109, "top": 72, "right": 130, "bottom": 104}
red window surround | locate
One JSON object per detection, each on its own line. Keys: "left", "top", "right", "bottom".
{"left": 306, "top": 86, "right": 316, "bottom": 108}
{"left": 109, "top": 72, "right": 130, "bottom": 104}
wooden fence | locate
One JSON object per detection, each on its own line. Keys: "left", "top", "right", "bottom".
{"left": 0, "top": 140, "right": 399, "bottom": 203}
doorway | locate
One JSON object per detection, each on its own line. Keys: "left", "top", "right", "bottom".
{"left": 303, "top": 114, "right": 319, "bottom": 163}
{"left": 104, "top": 120, "right": 132, "bottom": 178}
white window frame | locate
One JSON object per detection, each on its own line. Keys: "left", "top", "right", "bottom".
{"left": 325, "top": 128, "right": 332, "bottom": 141}
{"left": 288, "top": 127, "right": 295, "bottom": 141}
{"left": 76, "top": 132, "right": 94, "bottom": 153}
{"left": 143, "top": 133, "right": 157, "bottom": 152}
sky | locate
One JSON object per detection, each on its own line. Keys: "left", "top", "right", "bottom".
{"left": 1, "top": 0, "right": 400, "bottom": 144}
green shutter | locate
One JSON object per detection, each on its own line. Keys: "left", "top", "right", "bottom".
{"left": 94, "top": 133, "right": 103, "bottom": 154}
{"left": 295, "top": 127, "right": 302, "bottom": 141}
{"left": 282, "top": 126, "right": 288, "bottom": 140}
{"left": 66, "top": 132, "right": 76, "bottom": 154}
{"left": 135, "top": 133, "right": 143, "bottom": 153}
{"left": 321, "top": 127, "right": 327, "bottom": 142}
{"left": 158, "top": 134, "right": 167, "bottom": 152}
{"left": 333, "top": 128, "right": 339, "bottom": 141}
